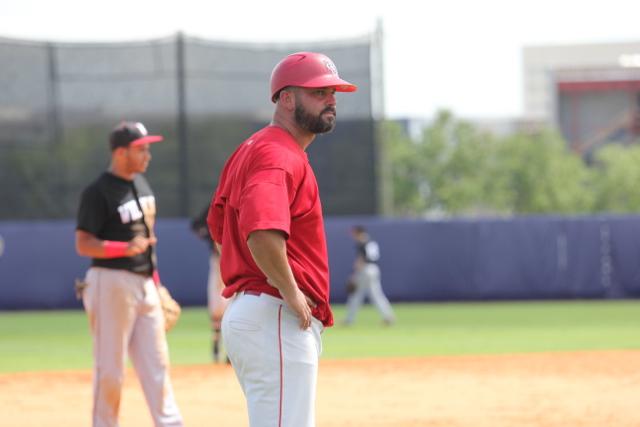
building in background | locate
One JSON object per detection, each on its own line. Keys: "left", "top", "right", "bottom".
{"left": 523, "top": 41, "right": 640, "bottom": 156}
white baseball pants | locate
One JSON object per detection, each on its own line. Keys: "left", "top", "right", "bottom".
{"left": 345, "top": 263, "right": 395, "bottom": 324}
{"left": 207, "top": 254, "right": 228, "bottom": 320}
{"left": 222, "top": 291, "right": 323, "bottom": 427}
{"left": 82, "top": 267, "right": 183, "bottom": 427}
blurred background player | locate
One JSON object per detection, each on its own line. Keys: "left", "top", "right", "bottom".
{"left": 191, "top": 206, "right": 229, "bottom": 362}
{"left": 344, "top": 225, "right": 396, "bottom": 326}
{"left": 75, "top": 121, "right": 183, "bottom": 427}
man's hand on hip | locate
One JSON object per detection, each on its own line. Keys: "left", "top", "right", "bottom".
{"left": 247, "top": 229, "right": 315, "bottom": 330}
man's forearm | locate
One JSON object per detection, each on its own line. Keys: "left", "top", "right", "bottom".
{"left": 246, "top": 230, "right": 298, "bottom": 296}
{"left": 75, "top": 230, "right": 151, "bottom": 258}
{"left": 76, "top": 230, "right": 113, "bottom": 258}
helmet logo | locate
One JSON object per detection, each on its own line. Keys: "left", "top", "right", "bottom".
{"left": 323, "top": 59, "right": 339, "bottom": 76}
{"left": 134, "top": 122, "right": 149, "bottom": 136}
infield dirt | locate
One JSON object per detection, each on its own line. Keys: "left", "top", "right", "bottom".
{"left": 1, "top": 350, "right": 638, "bottom": 426}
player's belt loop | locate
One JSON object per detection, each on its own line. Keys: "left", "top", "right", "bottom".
{"left": 243, "top": 290, "right": 264, "bottom": 297}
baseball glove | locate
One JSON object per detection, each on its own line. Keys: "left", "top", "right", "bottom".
{"left": 345, "top": 279, "right": 357, "bottom": 295}
{"left": 74, "top": 278, "right": 88, "bottom": 300}
{"left": 158, "top": 285, "right": 181, "bottom": 332}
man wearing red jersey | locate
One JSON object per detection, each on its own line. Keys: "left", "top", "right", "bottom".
{"left": 207, "top": 52, "right": 356, "bottom": 427}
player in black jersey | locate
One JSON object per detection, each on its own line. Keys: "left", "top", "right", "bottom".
{"left": 344, "top": 225, "right": 395, "bottom": 326}
{"left": 75, "top": 121, "right": 184, "bottom": 427}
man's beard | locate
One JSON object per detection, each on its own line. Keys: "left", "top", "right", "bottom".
{"left": 294, "top": 103, "right": 336, "bottom": 134}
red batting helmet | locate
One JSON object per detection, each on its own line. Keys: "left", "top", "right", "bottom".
{"left": 270, "top": 52, "right": 357, "bottom": 102}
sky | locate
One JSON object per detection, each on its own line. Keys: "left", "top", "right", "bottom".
{"left": 3, "top": 0, "right": 640, "bottom": 119}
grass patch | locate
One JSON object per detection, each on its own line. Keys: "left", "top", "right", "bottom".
{"left": 1, "top": 300, "right": 639, "bottom": 372}
{"left": 325, "top": 300, "right": 640, "bottom": 357}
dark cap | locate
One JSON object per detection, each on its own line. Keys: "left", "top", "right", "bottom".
{"left": 109, "top": 121, "right": 163, "bottom": 151}
{"left": 352, "top": 225, "right": 366, "bottom": 234}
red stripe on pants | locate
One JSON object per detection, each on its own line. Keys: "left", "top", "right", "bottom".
{"left": 278, "top": 305, "right": 283, "bottom": 427}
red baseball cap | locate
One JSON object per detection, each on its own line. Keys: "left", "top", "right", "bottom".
{"left": 109, "top": 121, "right": 163, "bottom": 150}
{"left": 270, "top": 52, "right": 357, "bottom": 102}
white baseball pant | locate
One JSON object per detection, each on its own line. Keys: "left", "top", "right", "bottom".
{"left": 82, "top": 267, "right": 183, "bottom": 427}
{"left": 222, "top": 291, "right": 323, "bottom": 427}
{"left": 207, "top": 254, "right": 228, "bottom": 319}
{"left": 345, "top": 263, "right": 395, "bottom": 324}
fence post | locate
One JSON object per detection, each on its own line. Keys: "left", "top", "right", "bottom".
{"left": 46, "top": 42, "right": 62, "bottom": 147}
{"left": 176, "top": 32, "right": 189, "bottom": 216}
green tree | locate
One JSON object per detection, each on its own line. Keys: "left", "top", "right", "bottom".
{"left": 496, "top": 130, "right": 594, "bottom": 214}
{"left": 380, "top": 119, "right": 428, "bottom": 215}
{"left": 420, "top": 111, "right": 505, "bottom": 214}
{"left": 591, "top": 144, "right": 640, "bottom": 212}
{"left": 381, "top": 110, "right": 596, "bottom": 216}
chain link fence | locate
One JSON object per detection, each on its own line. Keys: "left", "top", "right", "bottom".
{"left": 0, "top": 32, "right": 383, "bottom": 219}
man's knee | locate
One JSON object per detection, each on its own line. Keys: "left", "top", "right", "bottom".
{"left": 96, "top": 373, "right": 124, "bottom": 413}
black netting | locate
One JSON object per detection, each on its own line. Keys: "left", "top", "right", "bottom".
{"left": 0, "top": 34, "right": 380, "bottom": 219}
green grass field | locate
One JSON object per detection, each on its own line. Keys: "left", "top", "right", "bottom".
{"left": 1, "top": 300, "right": 639, "bottom": 373}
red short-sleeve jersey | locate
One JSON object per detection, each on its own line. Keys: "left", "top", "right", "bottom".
{"left": 207, "top": 125, "right": 333, "bottom": 326}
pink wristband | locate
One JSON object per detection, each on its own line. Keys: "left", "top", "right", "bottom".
{"left": 152, "top": 270, "right": 161, "bottom": 285}
{"left": 103, "top": 241, "right": 129, "bottom": 258}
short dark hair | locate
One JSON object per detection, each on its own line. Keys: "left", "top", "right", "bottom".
{"left": 352, "top": 225, "right": 366, "bottom": 234}
{"left": 273, "top": 86, "right": 292, "bottom": 102}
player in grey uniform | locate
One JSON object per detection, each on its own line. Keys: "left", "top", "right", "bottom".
{"left": 344, "top": 225, "right": 395, "bottom": 325}
{"left": 75, "top": 121, "right": 184, "bottom": 427}
{"left": 191, "top": 206, "right": 229, "bottom": 363}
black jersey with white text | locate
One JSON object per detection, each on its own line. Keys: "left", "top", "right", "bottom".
{"left": 76, "top": 172, "right": 156, "bottom": 275}
{"left": 356, "top": 239, "right": 380, "bottom": 264}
